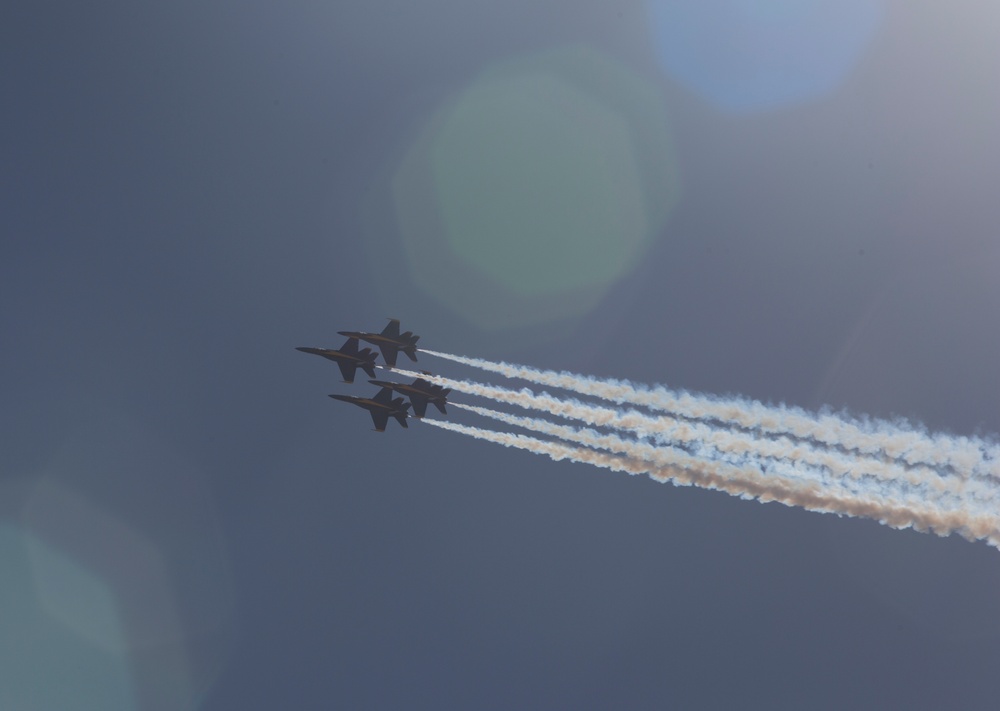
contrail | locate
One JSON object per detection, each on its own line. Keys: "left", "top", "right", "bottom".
{"left": 420, "top": 349, "right": 1000, "bottom": 479}
{"left": 396, "top": 360, "right": 1000, "bottom": 546}
{"left": 451, "top": 403, "right": 854, "bottom": 498}
{"left": 395, "top": 368, "right": 997, "bottom": 509}
{"left": 420, "top": 417, "right": 1000, "bottom": 547}
{"left": 451, "top": 402, "right": 996, "bottom": 519}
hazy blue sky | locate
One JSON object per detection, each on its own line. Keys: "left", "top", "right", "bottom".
{"left": 5, "top": 1, "right": 1000, "bottom": 709}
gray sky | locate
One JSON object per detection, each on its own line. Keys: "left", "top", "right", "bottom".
{"left": 5, "top": 1, "right": 1000, "bottom": 709}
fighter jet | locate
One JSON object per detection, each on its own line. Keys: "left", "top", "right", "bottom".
{"left": 338, "top": 319, "right": 419, "bottom": 368}
{"left": 295, "top": 337, "right": 378, "bottom": 383}
{"left": 367, "top": 377, "right": 450, "bottom": 418}
{"left": 328, "top": 386, "right": 410, "bottom": 431}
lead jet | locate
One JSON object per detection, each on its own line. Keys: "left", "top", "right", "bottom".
{"left": 338, "top": 319, "right": 419, "bottom": 368}
{"left": 296, "top": 337, "right": 378, "bottom": 383}
{"left": 367, "top": 377, "right": 450, "bottom": 418}
{"left": 328, "top": 386, "right": 410, "bottom": 431}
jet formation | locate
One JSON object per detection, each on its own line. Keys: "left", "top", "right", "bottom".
{"left": 298, "top": 319, "right": 448, "bottom": 431}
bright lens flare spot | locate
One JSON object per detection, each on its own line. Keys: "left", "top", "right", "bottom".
{"left": 432, "top": 71, "right": 646, "bottom": 295}
{"left": 0, "top": 523, "right": 136, "bottom": 710}
{"left": 388, "top": 45, "right": 681, "bottom": 329}
{"left": 646, "top": 0, "right": 884, "bottom": 112}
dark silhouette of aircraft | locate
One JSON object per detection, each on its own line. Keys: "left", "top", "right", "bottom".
{"left": 338, "top": 319, "right": 419, "bottom": 368}
{"left": 367, "top": 377, "right": 450, "bottom": 418}
{"left": 328, "top": 386, "right": 410, "bottom": 431}
{"left": 296, "top": 338, "right": 378, "bottom": 383}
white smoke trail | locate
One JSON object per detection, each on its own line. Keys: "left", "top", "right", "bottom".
{"left": 395, "top": 368, "right": 998, "bottom": 510}
{"left": 420, "top": 418, "right": 1000, "bottom": 547}
{"left": 421, "top": 349, "right": 1000, "bottom": 479}
{"left": 451, "top": 402, "right": 995, "bottom": 518}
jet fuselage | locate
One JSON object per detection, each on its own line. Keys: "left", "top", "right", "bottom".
{"left": 338, "top": 319, "right": 419, "bottom": 368}
{"left": 328, "top": 388, "right": 409, "bottom": 431}
{"left": 367, "top": 378, "right": 450, "bottom": 418}
{"left": 295, "top": 337, "right": 378, "bottom": 383}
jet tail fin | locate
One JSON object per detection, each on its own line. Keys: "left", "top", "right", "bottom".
{"left": 361, "top": 359, "right": 377, "bottom": 380}
{"left": 433, "top": 401, "right": 447, "bottom": 415}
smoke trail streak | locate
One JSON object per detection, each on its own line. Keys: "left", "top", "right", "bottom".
{"left": 421, "top": 350, "right": 1000, "bottom": 479}
{"left": 395, "top": 368, "right": 997, "bottom": 509}
{"left": 451, "top": 402, "right": 993, "bottom": 517}
{"left": 420, "top": 418, "right": 1000, "bottom": 547}
{"left": 452, "top": 403, "right": 860, "bottom": 502}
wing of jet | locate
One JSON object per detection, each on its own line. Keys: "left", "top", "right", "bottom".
{"left": 341, "top": 337, "right": 359, "bottom": 354}
{"left": 335, "top": 337, "right": 362, "bottom": 382}
{"left": 381, "top": 319, "right": 400, "bottom": 337}
{"left": 380, "top": 345, "right": 401, "bottom": 368}
{"left": 407, "top": 393, "right": 430, "bottom": 418}
{"left": 337, "top": 360, "right": 358, "bottom": 383}
{"left": 370, "top": 410, "right": 389, "bottom": 432}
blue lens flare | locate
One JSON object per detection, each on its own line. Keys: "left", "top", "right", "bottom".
{"left": 647, "top": 0, "right": 884, "bottom": 112}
